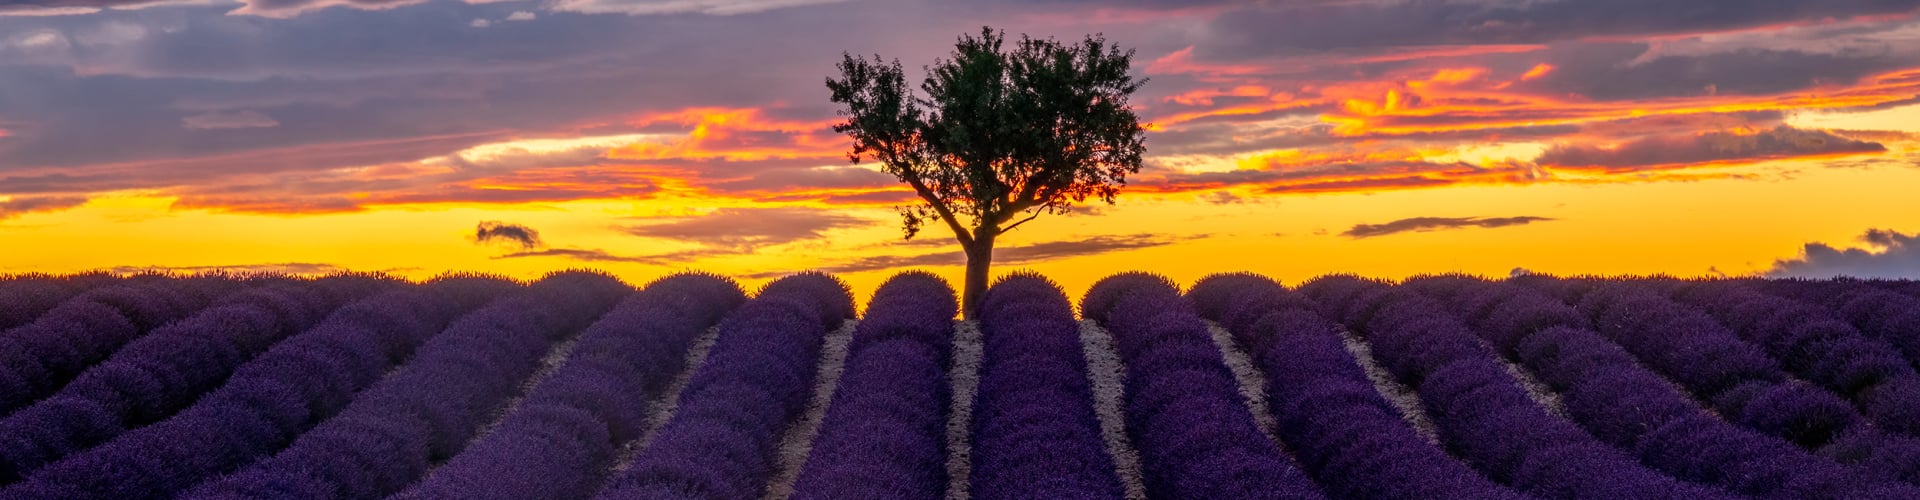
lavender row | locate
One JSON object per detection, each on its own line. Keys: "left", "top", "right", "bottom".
{"left": 0, "top": 273, "right": 122, "bottom": 331}
{"left": 0, "top": 276, "right": 242, "bottom": 417}
{"left": 1082, "top": 273, "right": 1324, "bottom": 499}
{"left": 597, "top": 272, "right": 853, "bottom": 499}
{"left": 1303, "top": 276, "right": 1724, "bottom": 499}
{"left": 0, "top": 276, "right": 392, "bottom": 483}
{"left": 6, "top": 277, "right": 514, "bottom": 498}
{"left": 789, "top": 271, "right": 958, "bottom": 499}
{"left": 1764, "top": 280, "right": 1920, "bottom": 373}
{"left": 1450, "top": 278, "right": 1919, "bottom": 497}
{"left": 184, "top": 271, "right": 631, "bottom": 499}
{"left": 1579, "top": 285, "right": 1846, "bottom": 440}
{"left": 1189, "top": 274, "right": 1520, "bottom": 499}
{"left": 1575, "top": 283, "right": 1920, "bottom": 483}
{"left": 1672, "top": 282, "right": 1920, "bottom": 436}
{"left": 399, "top": 273, "right": 746, "bottom": 500}
{"left": 967, "top": 273, "right": 1127, "bottom": 499}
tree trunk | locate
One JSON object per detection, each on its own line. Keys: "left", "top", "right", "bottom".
{"left": 961, "top": 230, "right": 996, "bottom": 320}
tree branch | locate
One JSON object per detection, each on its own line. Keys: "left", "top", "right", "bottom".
{"left": 999, "top": 210, "right": 1042, "bottom": 234}
{"left": 904, "top": 176, "right": 975, "bottom": 247}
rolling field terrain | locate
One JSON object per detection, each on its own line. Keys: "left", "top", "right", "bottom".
{"left": 0, "top": 270, "right": 1916, "bottom": 499}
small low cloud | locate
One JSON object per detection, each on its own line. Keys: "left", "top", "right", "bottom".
{"left": 626, "top": 207, "right": 872, "bottom": 249}
{"left": 1768, "top": 228, "right": 1920, "bottom": 279}
{"left": 473, "top": 11, "right": 534, "bottom": 26}
{"left": 473, "top": 221, "right": 544, "bottom": 250}
{"left": 1200, "top": 191, "right": 1243, "bottom": 205}
{"left": 181, "top": 110, "right": 279, "bottom": 130}
{"left": 1343, "top": 216, "right": 1555, "bottom": 239}
{"left": 0, "top": 196, "right": 88, "bottom": 220}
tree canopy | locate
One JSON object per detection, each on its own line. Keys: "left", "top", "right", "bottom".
{"left": 827, "top": 27, "right": 1148, "bottom": 317}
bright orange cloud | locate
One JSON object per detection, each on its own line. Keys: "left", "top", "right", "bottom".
{"left": 1520, "top": 64, "right": 1555, "bottom": 81}
{"left": 1321, "top": 67, "right": 1920, "bottom": 137}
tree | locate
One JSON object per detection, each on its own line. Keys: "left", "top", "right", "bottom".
{"left": 827, "top": 27, "right": 1148, "bottom": 319}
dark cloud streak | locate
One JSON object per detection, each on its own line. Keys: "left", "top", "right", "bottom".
{"left": 1205, "top": 1, "right": 1920, "bottom": 52}
{"left": 0, "top": 195, "right": 87, "bottom": 220}
{"left": 1538, "top": 126, "right": 1886, "bottom": 171}
{"left": 1343, "top": 216, "right": 1555, "bottom": 239}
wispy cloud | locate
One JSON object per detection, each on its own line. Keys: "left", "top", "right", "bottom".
{"left": 625, "top": 207, "right": 874, "bottom": 249}
{"left": 1343, "top": 216, "right": 1556, "bottom": 239}
{"left": 181, "top": 110, "right": 280, "bottom": 130}
{"left": 0, "top": 196, "right": 88, "bottom": 220}
{"left": 493, "top": 246, "right": 740, "bottom": 265}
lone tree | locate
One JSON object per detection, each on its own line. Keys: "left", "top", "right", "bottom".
{"left": 827, "top": 27, "right": 1148, "bottom": 318}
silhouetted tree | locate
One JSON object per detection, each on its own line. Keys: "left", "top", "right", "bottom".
{"left": 828, "top": 27, "right": 1147, "bottom": 318}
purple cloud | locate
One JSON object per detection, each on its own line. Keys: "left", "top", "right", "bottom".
{"left": 1769, "top": 228, "right": 1920, "bottom": 279}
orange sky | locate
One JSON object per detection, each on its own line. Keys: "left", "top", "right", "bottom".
{"left": 2, "top": 1, "right": 1918, "bottom": 296}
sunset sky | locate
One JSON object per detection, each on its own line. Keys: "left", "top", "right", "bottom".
{"left": 3, "top": 0, "right": 1919, "bottom": 296}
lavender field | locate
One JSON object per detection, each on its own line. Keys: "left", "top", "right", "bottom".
{"left": 0, "top": 270, "right": 1917, "bottom": 499}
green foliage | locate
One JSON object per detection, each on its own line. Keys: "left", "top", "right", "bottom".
{"left": 826, "top": 27, "right": 1147, "bottom": 244}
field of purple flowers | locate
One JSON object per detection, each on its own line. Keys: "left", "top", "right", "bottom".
{"left": 0, "top": 269, "right": 1916, "bottom": 499}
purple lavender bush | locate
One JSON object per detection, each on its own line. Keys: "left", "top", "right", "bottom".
{"left": 596, "top": 272, "right": 852, "bottom": 499}
{"left": 396, "top": 273, "right": 745, "bottom": 500}
{"left": 1305, "top": 276, "right": 1730, "bottom": 499}
{"left": 1189, "top": 273, "right": 1521, "bottom": 499}
{"left": 5, "top": 278, "right": 508, "bottom": 498}
{"left": 1670, "top": 283, "right": 1920, "bottom": 434}
{"left": 0, "top": 280, "right": 379, "bottom": 482}
{"left": 0, "top": 275, "right": 106, "bottom": 331}
{"left": 968, "top": 273, "right": 1126, "bottom": 499}
{"left": 1084, "top": 273, "right": 1324, "bottom": 499}
{"left": 183, "top": 271, "right": 630, "bottom": 499}
{"left": 1575, "top": 283, "right": 1920, "bottom": 483}
{"left": 0, "top": 277, "right": 241, "bottom": 417}
{"left": 1452, "top": 280, "right": 1919, "bottom": 496}
{"left": 790, "top": 271, "right": 957, "bottom": 499}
